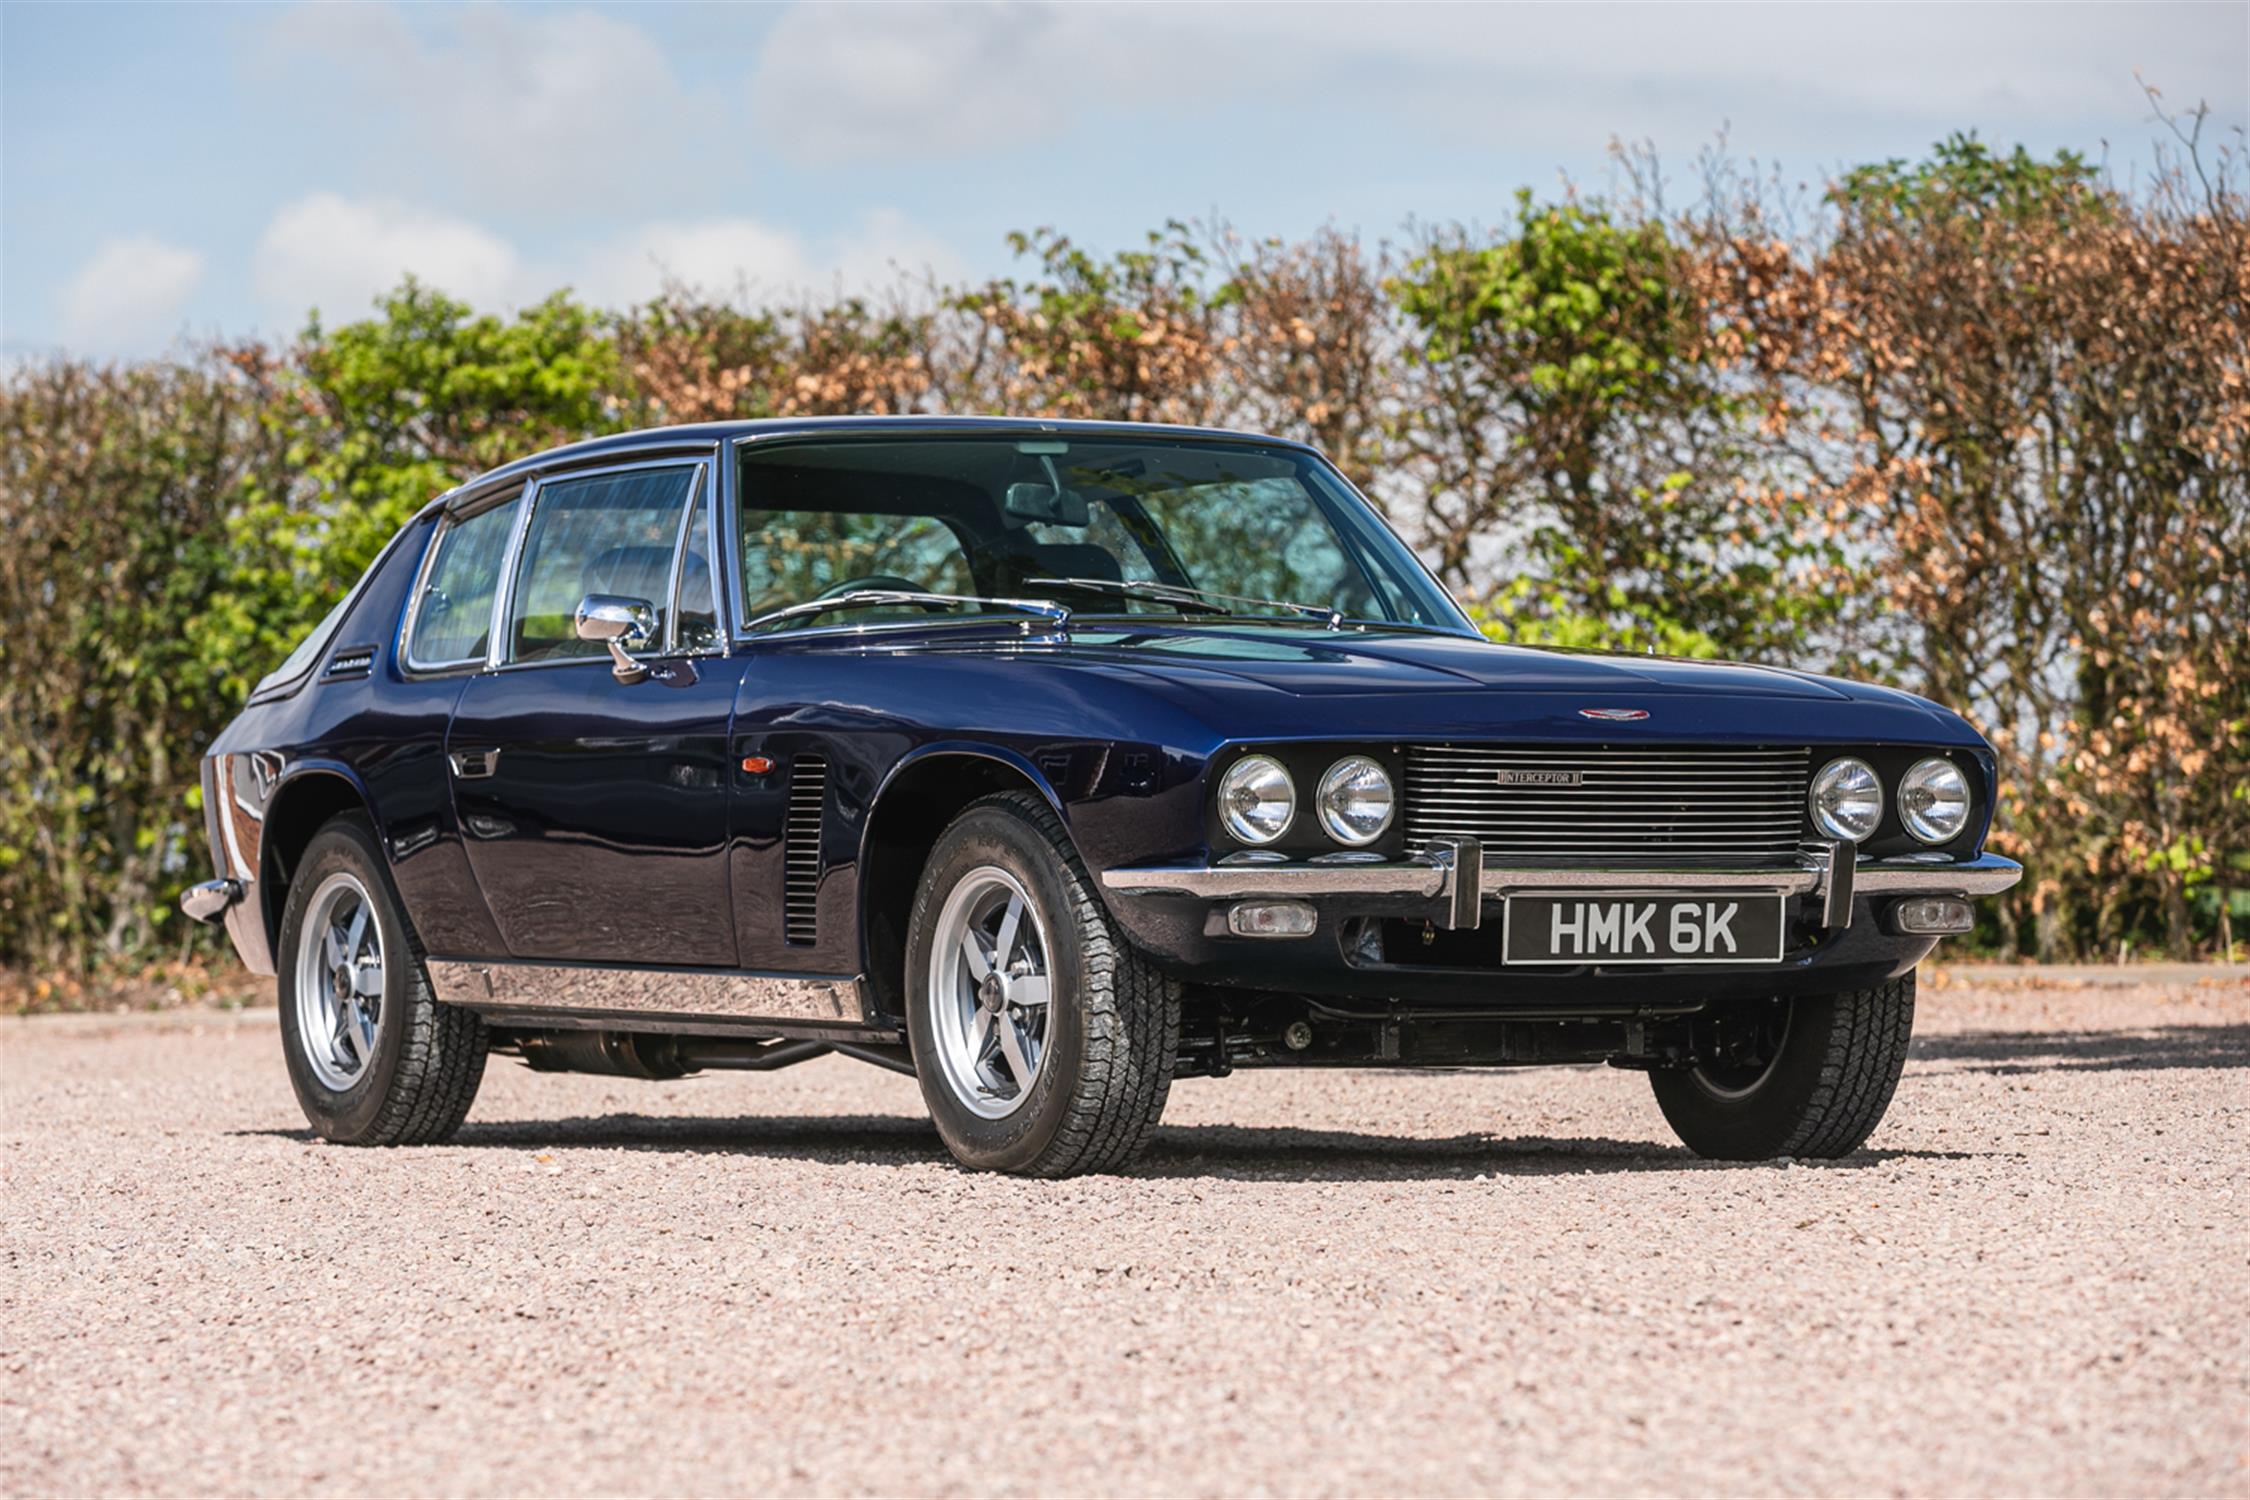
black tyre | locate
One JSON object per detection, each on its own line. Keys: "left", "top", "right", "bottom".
{"left": 275, "top": 816, "right": 487, "bottom": 1145}
{"left": 1650, "top": 972, "right": 1916, "bottom": 1160}
{"left": 904, "top": 792, "right": 1180, "bottom": 1176}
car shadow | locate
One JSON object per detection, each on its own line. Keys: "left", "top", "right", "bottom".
{"left": 1911, "top": 1023, "right": 2249, "bottom": 1076}
{"left": 229, "top": 1022, "right": 2240, "bottom": 1181}
{"left": 237, "top": 1113, "right": 1997, "bottom": 1182}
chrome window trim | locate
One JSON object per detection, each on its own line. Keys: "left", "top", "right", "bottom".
{"left": 491, "top": 455, "right": 714, "bottom": 672}
{"left": 484, "top": 475, "right": 541, "bottom": 672}
{"left": 721, "top": 428, "right": 1478, "bottom": 647}
{"left": 659, "top": 465, "right": 727, "bottom": 656}
{"left": 399, "top": 488, "right": 527, "bottom": 677}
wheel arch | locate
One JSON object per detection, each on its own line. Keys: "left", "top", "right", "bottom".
{"left": 855, "top": 745, "right": 1072, "bottom": 1024}
{"left": 259, "top": 763, "right": 383, "bottom": 962}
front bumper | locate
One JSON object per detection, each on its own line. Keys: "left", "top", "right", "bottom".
{"left": 1096, "top": 842, "right": 2021, "bottom": 1005}
{"left": 1101, "top": 842, "right": 2022, "bottom": 925}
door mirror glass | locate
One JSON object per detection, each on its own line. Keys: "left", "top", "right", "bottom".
{"left": 574, "top": 594, "right": 656, "bottom": 683}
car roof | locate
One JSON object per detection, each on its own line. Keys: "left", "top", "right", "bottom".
{"left": 423, "top": 414, "right": 1323, "bottom": 518}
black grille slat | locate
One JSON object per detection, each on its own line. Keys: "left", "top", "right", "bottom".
{"left": 783, "top": 756, "right": 827, "bottom": 945}
{"left": 1403, "top": 744, "right": 1810, "bottom": 863}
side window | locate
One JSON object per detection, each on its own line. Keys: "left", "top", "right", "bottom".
{"left": 508, "top": 466, "right": 698, "bottom": 664}
{"left": 407, "top": 499, "right": 519, "bottom": 668}
{"left": 675, "top": 481, "right": 719, "bottom": 651}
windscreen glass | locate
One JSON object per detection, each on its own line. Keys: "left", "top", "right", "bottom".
{"left": 735, "top": 436, "right": 1465, "bottom": 631}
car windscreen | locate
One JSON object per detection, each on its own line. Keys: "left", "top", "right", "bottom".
{"left": 734, "top": 435, "right": 1467, "bottom": 631}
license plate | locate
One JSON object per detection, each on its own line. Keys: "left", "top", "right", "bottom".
{"left": 1503, "top": 893, "right": 1786, "bottom": 966}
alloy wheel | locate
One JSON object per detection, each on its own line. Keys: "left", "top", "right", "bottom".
{"left": 926, "top": 866, "right": 1053, "bottom": 1119}
{"left": 293, "top": 872, "right": 384, "bottom": 1090}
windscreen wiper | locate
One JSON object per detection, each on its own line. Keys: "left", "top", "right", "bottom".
{"left": 1025, "top": 576, "right": 1344, "bottom": 630}
{"left": 742, "top": 590, "right": 1071, "bottom": 633}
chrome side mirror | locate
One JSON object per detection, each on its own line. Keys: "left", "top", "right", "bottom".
{"left": 575, "top": 593, "right": 656, "bottom": 684}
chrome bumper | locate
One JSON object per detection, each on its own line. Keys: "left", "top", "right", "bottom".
{"left": 180, "top": 878, "right": 244, "bottom": 925}
{"left": 1100, "top": 842, "right": 2022, "bottom": 931}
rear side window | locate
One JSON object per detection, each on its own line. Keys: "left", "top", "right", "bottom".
{"left": 406, "top": 499, "right": 519, "bottom": 669}
{"left": 507, "top": 465, "right": 700, "bottom": 664}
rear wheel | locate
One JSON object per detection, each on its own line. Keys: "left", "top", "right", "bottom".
{"left": 1649, "top": 972, "right": 1916, "bottom": 1160}
{"left": 276, "top": 817, "right": 487, "bottom": 1144}
{"left": 904, "top": 792, "right": 1180, "bottom": 1176}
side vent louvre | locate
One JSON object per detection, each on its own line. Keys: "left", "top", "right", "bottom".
{"left": 783, "top": 755, "right": 827, "bottom": 946}
{"left": 323, "top": 645, "right": 377, "bottom": 681}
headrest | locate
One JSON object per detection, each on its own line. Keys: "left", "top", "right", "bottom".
{"left": 582, "top": 545, "right": 676, "bottom": 603}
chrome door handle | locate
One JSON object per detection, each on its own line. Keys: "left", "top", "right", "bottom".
{"left": 449, "top": 748, "right": 501, "bottom": 779}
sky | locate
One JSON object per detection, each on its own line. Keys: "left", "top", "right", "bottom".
{"left": 3, "top": 1, "right": 2245, "bottom": 360}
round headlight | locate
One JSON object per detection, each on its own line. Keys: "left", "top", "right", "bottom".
{"left": 1316, "top": 756, "right": 1395, "bottom": 846}
{"left": 1899, "top": 757, "right": 1971, "bottom": 844}
{"left": 1217, "top": 755, "right": 1295, "bottom": 845}
{"left": 1810, "top": 757, "right": 1884, "bottom": 842}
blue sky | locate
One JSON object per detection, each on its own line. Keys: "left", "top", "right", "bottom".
{"left": 4, "top": 1, "right": 2245, "bottom": 359}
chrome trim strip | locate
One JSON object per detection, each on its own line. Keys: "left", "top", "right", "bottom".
{"left": 1101, "top": 853, "right": 2023, "bottom": 902}
{"left": 483, "top": 476, "right": 540, "bottom": 672}
{"left": 1815, "top": 838, "right": 1855, "bottom": 928}
{"left": 1854, "top": 858, "right": 2023, "bottom": 896}
{"left": 425, "top": 960, "right": 866, "bottom": 1024}
{"left": 660, "top": 463, "right": 710, "bottom": 653}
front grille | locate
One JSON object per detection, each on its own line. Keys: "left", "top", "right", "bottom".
{"left": 782, "top": 755, "right": 827, "bottom": 945}
{"left": 1403, "top": 744, "right": 1811, "bottom": 863}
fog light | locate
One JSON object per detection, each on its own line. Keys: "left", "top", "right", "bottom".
{"left": 1227, "top": 901, "right": 1319, "bottom": 938}
{"left": 1892, "top": 896, "right": 1973, "bottom": 934}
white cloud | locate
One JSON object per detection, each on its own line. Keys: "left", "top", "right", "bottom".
{"left": 252, "top": 194, "right": 523, "bottom": 322}
{"left": 248, "top": 193, "right": 965, "bottom": 322}
{"left": 258, "top": 4, "right": 723, "bottom": 216}
{"left": 753, "top": 1, "right": 2248, "bottom": 165}
{"left": 564, "top": 209, "right": 971, "bottom": 307}
{"left": 573, "top": 219, "right": 815, "bottom": 309}
{"left": 753, "top": 3, "right": 1072, "bottom": 163}
{"left": 57, "top": 237, "right": 206, "bottom": 352}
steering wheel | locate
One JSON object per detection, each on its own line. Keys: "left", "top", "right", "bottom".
{"left": 817, "top": 575, "right": 951, "bottom": 611}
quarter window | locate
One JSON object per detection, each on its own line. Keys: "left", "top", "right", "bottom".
{"left": 407, "top": 498, "right": 519, "bottom": 668}
{"left": 675, "top": 481, "right": 720, "bottom": 651}
{"left": 507, "top": 466, "right": 701, "bottom": 664}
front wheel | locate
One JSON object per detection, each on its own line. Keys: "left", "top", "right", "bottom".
{"left": 1649, "top": 972, "right": 1916, "bottom": 1160}
{"left": 904, "top": 792, "right": 1180, "bottom": 1176}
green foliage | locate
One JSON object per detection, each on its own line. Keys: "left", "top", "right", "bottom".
{"left": 1394, "top": 190, "right": 1692, "bottom": 410}
{"left": 1468, "top": 578, "right": 1726, "bottom": 659}
{"left": 294, "top": 280, "right": 623, "bottom": 575}
{"left": 1389, "top": 191, "right": 1845, "bottom": 659}
{"left": 0, "top": 353, "right": 294, "bottom": 969}
{"left": 1834, "top": 132, "right": 2106, "bottom": 224}
{"left": 2, "top": 125, "right": 2241, "bottom": 975}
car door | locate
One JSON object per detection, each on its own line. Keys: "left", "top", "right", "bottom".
{"left": 446, "top": 455, "right": 746, "bottom": 966}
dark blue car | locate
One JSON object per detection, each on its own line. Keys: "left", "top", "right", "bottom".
{"left": 185, "top": 417, "right": 2020, "bottom": 1175}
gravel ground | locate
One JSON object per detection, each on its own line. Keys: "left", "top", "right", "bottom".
{"left": 4, "top": 966, "right": 2245, "bottom": 1498}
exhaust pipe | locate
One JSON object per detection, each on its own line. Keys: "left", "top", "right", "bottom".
{"left": 511, "top": 1031, "right": 832, "bottom": 1079}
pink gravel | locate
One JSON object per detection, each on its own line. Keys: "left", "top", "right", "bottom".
{"left": 3, "top": 964, "right": 2244, "bottom": 1496}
